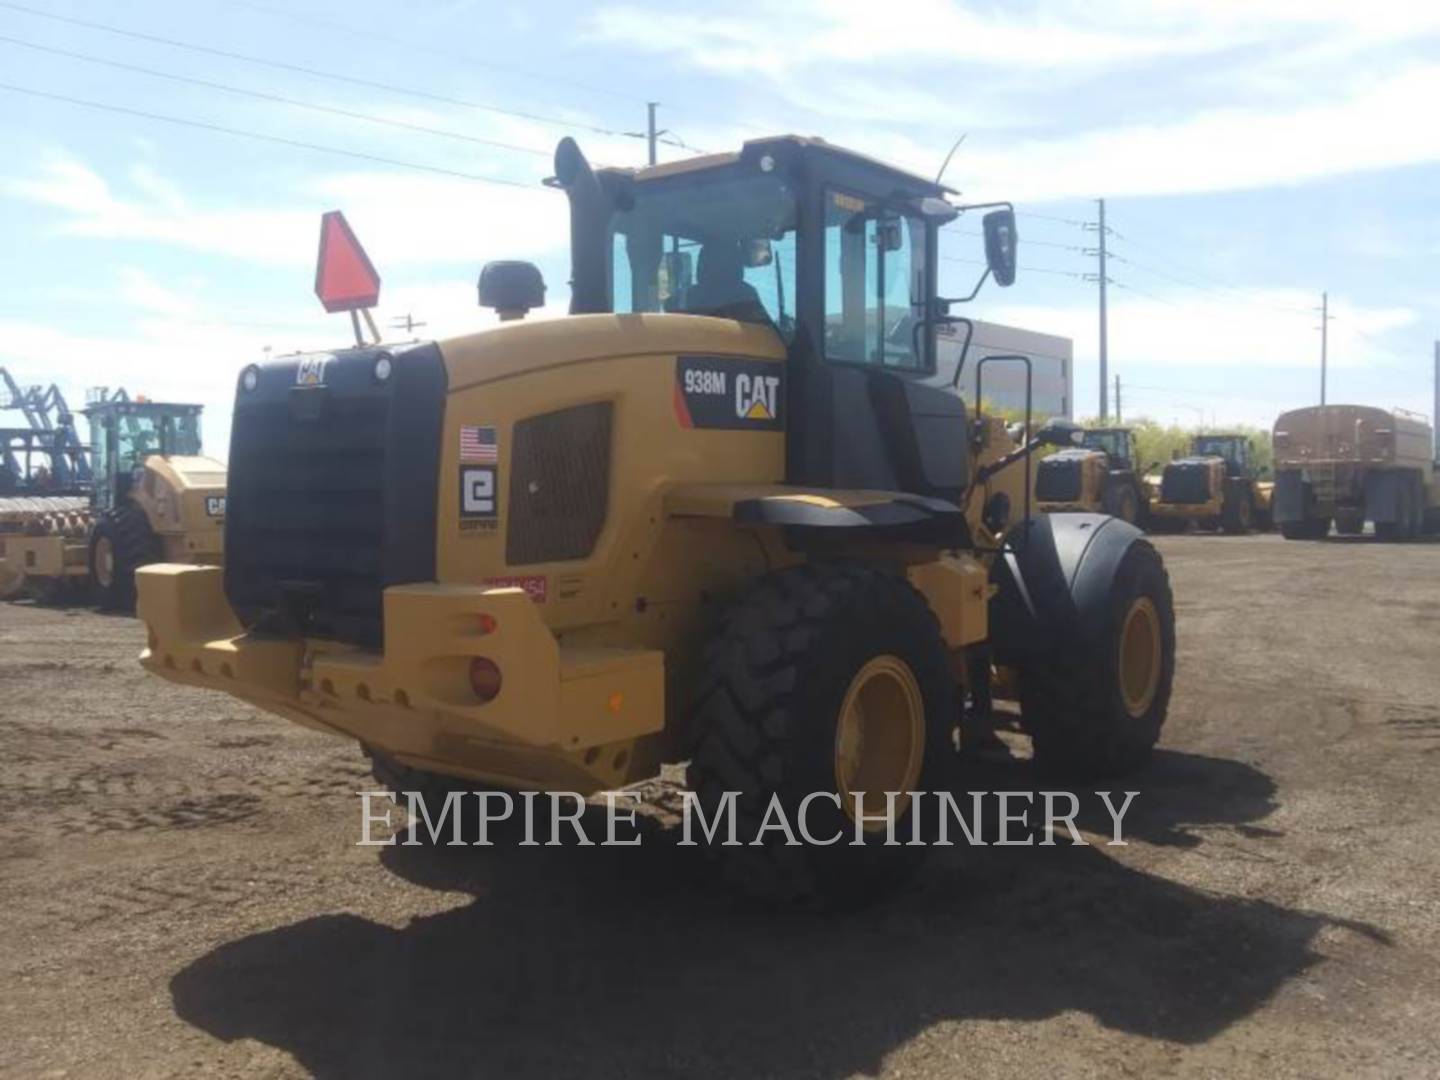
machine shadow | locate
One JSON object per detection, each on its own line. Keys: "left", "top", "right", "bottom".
{"left": 170, "top": 750, "right": 1386, "bottom": 1080}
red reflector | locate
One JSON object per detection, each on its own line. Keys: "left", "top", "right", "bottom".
{"left": 314, "top": 210, "right": 381, "bottom": 313}
{"left": 478, "top": 613, "right": 498, "bottom": 635}
{"left": 469, "top": 657, "right": 502, "bottom": 702}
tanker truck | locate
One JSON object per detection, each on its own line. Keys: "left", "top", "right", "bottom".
{"left": 1271, "top": 405, "right": 1438, "bottom": 540}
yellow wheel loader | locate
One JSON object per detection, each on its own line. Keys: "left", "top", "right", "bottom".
{"left": 0, "top": 395, "right": 226, "bottom": 607}
{"left": 1036, "top": 427, "right": 1148, "bottom": 526}
{"left": 84, "top": 397, "right": 226, "bottom": 610}
{"left": 1147, "top": 433, "right": 1272, "bottom": 534}
{"left": 137, "top": 136, "right": 1175, "bottom": 905}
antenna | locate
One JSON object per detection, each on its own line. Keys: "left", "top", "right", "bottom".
{"left": 935, "top": 133, "right": 968, "bottom": 186}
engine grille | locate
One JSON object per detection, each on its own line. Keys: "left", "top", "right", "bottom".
{"left": 1036, "top": 457, "right": 1082, "bottom": 502}
{"left": 224, "top": 344, "right": 447, "bottom": 648}
{"left": 506, "top": 402, "right": 612, "bottom": 565}
{"left": 1161, "top": 461, "right": 1212, "bottom": 504}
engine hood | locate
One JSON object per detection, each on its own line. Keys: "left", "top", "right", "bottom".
{"left": 438, "top": 313, "right": 785, "bottom": 393}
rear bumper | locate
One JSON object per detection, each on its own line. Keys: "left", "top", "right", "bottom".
{"left": 1149, "top": 499, "right": 1219, "bottom": 518}
{"left": 137, "top": 565, "right": 664, "bottom": 792}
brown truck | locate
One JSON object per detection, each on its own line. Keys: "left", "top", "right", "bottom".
{"left": 1272, "top": 405, "right": 1437, "bottom": 540}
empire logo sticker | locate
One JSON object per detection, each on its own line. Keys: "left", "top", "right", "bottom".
{"left": 674, "top": 356, "right": 784, "bottom": 431}
{"left": 459, "top": 465, "right": 498, "bottom": 531}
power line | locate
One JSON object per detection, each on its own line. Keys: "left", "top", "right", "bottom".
{"left": 219, "top": 0, "right": 642, "bottom": 104}
{"left": 221, "top": 0, "right": 759, "bottom": 141}
{"left": 0, "top": 34, "right": 552, "bottom": 157}
{"left": 939, "top": 254, "right": 1085, "bottom": 279}
{"left": 0, "top": 81, "right": 540, "bottom": 187}
{"left": 1017, "top": 210, "right": 1089, "bottom": 228}
{"left": 0, "top": 0, "right": 635, "bottom": 143}
{"left": 954, "top": 228, "right": 1083, "bottom": 252}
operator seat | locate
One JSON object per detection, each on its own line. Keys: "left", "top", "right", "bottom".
{"left": 680, "top": 240, "right": 772, "bottom": 326}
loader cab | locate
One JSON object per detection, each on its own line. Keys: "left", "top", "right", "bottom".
{"left": 1192, "top": 434, "right": 1251, "bottom": 478}
{"left": 86, "top": 400, "right": 203, "bottom": 512}
{"left": 1081, "top": 428, "right": 1136, "bottom": 469}
{"left": 560, "top": 135, "right": 1018, "bottom": 502}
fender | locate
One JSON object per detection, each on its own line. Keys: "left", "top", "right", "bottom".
{"left": 989, "top": 512, "right": 1147, "bottom": 662}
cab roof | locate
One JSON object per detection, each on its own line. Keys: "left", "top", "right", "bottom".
{"left": 599, "top": 135, "right": 953, "bottom": 197}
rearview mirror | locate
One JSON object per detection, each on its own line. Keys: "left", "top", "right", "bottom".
{"left": 983, "top": 208, "right": 1017, "bottom": 287}
{"left": 1035, "top": 418, "right": 1083, "bottom": 447}
{"left": 743, "top": 238, "right": 773, "bottom": 268}
{"left": 875, "top": 218, "right": 903, "bottom": 252}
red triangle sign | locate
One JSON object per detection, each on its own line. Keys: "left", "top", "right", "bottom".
{"left": 314, "top": 210, "right": 381, "bottom": 313}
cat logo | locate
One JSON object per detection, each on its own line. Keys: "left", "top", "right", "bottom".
{"left": 674, "top": 355, "right": 783, "bottom": 431}
{"left": 736, "top": 372, "right": 780, "bottom": 421}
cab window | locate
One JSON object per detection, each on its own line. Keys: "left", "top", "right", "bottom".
{"left": 823, "top": 189, "right": 929, "bottom": 371}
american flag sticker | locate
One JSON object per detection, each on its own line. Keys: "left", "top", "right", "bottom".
{"left": 460, "top": 425, "right": 498, "bottom": 463}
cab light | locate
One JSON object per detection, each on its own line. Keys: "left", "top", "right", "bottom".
{"left": 241, "top": 365, "right": 260, "bottom": 392}
{"left": 469, "top": 657, "right": 502, "bottom": 702}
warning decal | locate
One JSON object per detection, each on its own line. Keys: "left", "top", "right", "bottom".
{"left": 674, "top": 355, "right": 784, "bottom": 431}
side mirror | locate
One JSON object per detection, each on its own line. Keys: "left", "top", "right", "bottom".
{"left": 1035, "top": 418, "right": 1084, "bottom": 447}
{"left": 478, "top": 260, "right": 546, "bottom": 321}
{"left": 983, "top": 208, "right": 1017, "bottom": 287}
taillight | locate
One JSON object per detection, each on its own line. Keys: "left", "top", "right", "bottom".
{"left": 468, "top": 657, "right": 502, "bottom": 702}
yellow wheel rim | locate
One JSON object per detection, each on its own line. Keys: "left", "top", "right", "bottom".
{"left": 94, "top": 536, "right": 114, "bottom": 589}
{"left": 834, "top": 655, "right": 925, "bottom": 832}
{"left": 1119, "top": 596, "right": 1162, "bottom": 719}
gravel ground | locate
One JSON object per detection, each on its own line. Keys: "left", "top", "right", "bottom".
{"left": 2, "top": 531, "right": 1438, "bottom": 1079}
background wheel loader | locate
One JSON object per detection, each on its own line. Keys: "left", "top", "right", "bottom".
{"left": 1272, "top": 405, "right": 1438, "bottom": 540}
{"left": 1146, "top": 433, "right": 1273, "bottom": 534}
{"left": 0, "top": 390, "right": 226, "bottom": 608}
{"left": 1036, "top": 427, "right": 1149, "bottom": 526}
{"left": 137, "top": 135, "right": 1176, "bottom": 906}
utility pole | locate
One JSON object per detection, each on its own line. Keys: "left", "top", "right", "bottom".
{"left": 1317, "top": 291, "right": 1332, "bottom": 406}
{"left": 1098, "top": 198, "right": 1109, "bottom": 421}
{"left": 1115, "top": 374, "right": 1122, "bottom": 424}
{"left": 1082, "top": 199, "right": 1112, "bottom": 420}
{"left": 646, "top": 101, "right": 659, "bottom": 167}
{"left": 1433, "top": 340, "right": 1439, "bottom": 458}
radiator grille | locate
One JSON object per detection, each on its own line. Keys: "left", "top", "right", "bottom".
{"left": 506, "top": 402, "right": 612, "bottom": 565}
{"left": 224, "top": 344, "right": 446, "bottom": 647}
{"left": 1161, "top": 462, "right": 1211, "bottom": 504}
{"left": 1036, "top": 457, "right": 1082, "bottom": 502}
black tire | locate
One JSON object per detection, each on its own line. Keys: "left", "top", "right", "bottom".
{"left": 1221, "top": 483, "right": 1253, "bottom": 534}
{"left": 88, "top": 502, "right": 160, "bottom": 611}
{"left": 686, "top": 563, "right": 956, "bottom": 907}
{"left": 1103, "top": 480, "right": 1139, "bottom": 525}
{"left": 1018, "top": 541, "right": 1175, "bottom": 779}
{"left": 364, "top": 747, "right": 512, "bottom": 840}
{"left": 1280, "top": 518, "right": 1329, "bottom": 540}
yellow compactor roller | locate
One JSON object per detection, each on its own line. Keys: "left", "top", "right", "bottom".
{"left": 137, "top": 136, "right": 1176, "bottom": 904}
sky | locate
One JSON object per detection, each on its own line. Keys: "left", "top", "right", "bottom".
{"left": 2, "top": 0, "right": 1439, "bottom": 458}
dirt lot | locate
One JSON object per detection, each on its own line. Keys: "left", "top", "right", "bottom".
{"left": 2, "top": 532, "right": 1439, "bottom": 1079}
